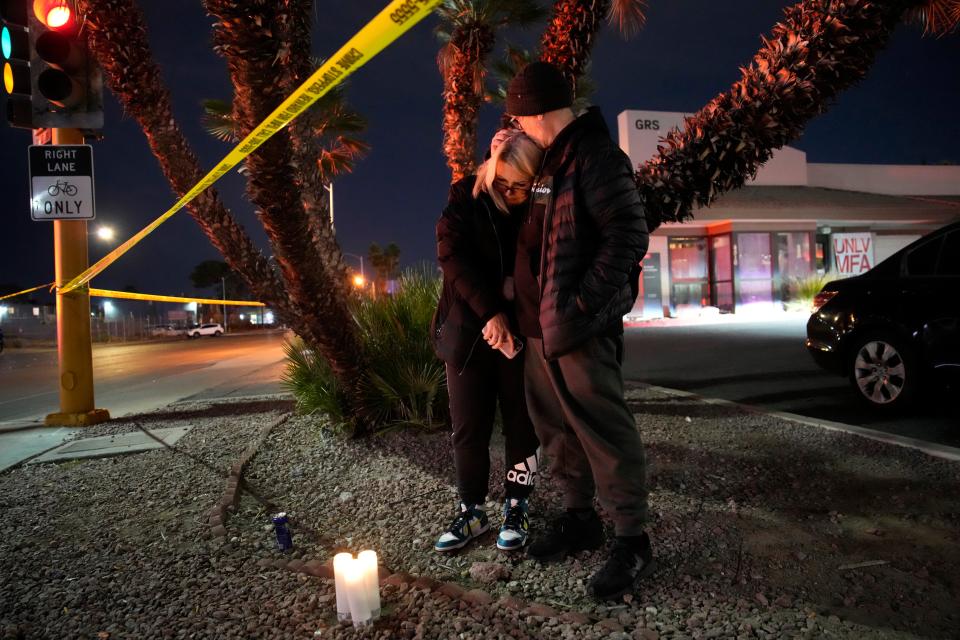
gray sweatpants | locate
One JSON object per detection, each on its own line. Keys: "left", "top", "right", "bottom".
{"left": 524, "top": 335, "right": 648, "bottom": 536}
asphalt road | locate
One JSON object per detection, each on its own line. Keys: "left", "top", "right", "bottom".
{"left": 2, "top": 318, "right": 955, "bottom": 454}
{"left": 0, "top": 331, "right": 289, "bottom": 425}
{"left": 622, "top": 315, "right": 960, "bottom": 448}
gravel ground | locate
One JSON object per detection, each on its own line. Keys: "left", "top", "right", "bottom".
{"left": 1, "top": 387, "right": 958, "bottom": 639}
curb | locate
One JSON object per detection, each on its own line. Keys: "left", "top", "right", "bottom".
{"left": 207, "top": 411, "right": 292, "bottom": 539}
{"left": 0, "top": 420, "right": 47, "bottom": 434}
{"left": 634, "top": 383, "right": 960, "bottom": 463}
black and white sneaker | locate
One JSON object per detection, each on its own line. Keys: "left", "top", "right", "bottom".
{"left": 587, "top": 533, "right": 656, "bottom": 601}
{"left": 434, "top": 503, "right": 489, "bottom": 552}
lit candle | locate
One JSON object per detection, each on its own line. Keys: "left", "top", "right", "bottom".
{"left": 332, "top": 553, "right": 353, "bottom": 622}
{"left": 344, "top": 556, "right": 373, "bottom": 627}
{"left": 358, "top": 550, "right": 381, "bottom": 619}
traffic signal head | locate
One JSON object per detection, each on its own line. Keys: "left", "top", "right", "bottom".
{"left": 2, "top": 0, "right": 32, "bottom": 127}
{"left": 1, "top": 0, "right": 103, "bottom": 129}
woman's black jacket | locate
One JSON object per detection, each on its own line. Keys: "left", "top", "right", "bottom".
{"left": 431, "top": 176, "right": 518, "bottom": 372}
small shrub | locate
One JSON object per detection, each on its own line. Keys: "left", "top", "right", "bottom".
{"left": 282, "top": 267, "right": 449, "bottom": 433}
{"left": 791, "top": 273, "right": 831, "bottom": 301}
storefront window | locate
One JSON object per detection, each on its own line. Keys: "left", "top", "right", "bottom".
{"left": 736, "top": 233, "right": 773, "bottom": 307}
{"left": 668, "top": 237, "right": 708, "bottom": 314}
{"left": 710, "top": 235, "right": 734, "bottom": 313}
{"left": 776, "top": 232, "right": 812, "bottom": 302}
{"left": 669, "top": 237, "right": 708, "bottom": 279}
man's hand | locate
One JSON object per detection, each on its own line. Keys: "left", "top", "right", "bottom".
{"left": 482, "top": 313, "right": 511, "bottom": 350}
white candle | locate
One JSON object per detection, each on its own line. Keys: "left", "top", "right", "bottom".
{"left": 344, "top": 556, "right": 373, "bottom": 626}
{"left": 332, "top": 553, "right": 353, "bottom": 622}
{"left": 358, "top": 550, "right": 381, "bottom": 619}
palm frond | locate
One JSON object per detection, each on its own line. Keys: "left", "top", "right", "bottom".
{"left": 905, "top": 0, "right": 960, "bottom": 35}
{"left": 485, "top": 45, "right": 534, "bottom": 104}
{"left": 608, "top": 0, "right": 647, "bottom": 39}
{"left": 201, "top": 98, "right": 239, "bottom": 142}
{"left": 317, "top": 136, "right": 370, "bottom": 179}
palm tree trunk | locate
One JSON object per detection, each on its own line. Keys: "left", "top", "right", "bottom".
{"left": 76, "top": 0, "right": 292, "bottom": 322}
{"left": 281, "top": 0, "right": 352, "bottom": 287}
{"left": 204, "top": 0, "right": 369, "bottom": 428}
{"left": 440, "top": 23, "right": 495, "bottom": 182}
{"left": 637, "top": 0, "right": 959, "bottom": 225}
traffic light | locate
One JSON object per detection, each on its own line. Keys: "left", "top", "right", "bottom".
{"left": 1, "top": 0, "right": 103, "bottom": 129}
{"left": 1, "top": 0, "right": 32, "bottom": 127}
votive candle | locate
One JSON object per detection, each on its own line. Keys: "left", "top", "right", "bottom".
{"left": 332, "top": 552, "right": 353, "bottom": 622}
{"left": 358, "top": 550, "right": 381, "bottom": 619}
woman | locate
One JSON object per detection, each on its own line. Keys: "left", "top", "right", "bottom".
{"left": 431, "top": 129, "right": 543, "bottom": 552}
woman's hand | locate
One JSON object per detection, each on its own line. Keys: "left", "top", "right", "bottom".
{"left": 482, "top": 313, "right": 511, "bottom": 350}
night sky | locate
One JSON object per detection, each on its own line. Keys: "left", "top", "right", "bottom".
{"left": 2, "top": 0, "right": 958, "bottom": 301}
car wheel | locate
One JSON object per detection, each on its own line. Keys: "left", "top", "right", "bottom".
{"left": 214, "top": 331, "right": 222, "bottom": 337}
{"left": 848, "top": 332, "right": 917, "bottom": 410}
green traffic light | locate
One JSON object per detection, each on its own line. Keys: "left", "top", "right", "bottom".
{"left": 1, "top": 26, "right": 11, "bottom": 59}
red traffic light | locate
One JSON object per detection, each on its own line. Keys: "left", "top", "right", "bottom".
{"left": 33, "top": 0, "right": 74, "bottom": 31}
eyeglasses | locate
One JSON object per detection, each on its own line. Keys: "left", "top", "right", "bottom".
{"left": 493, "top": 177, "right": 531, "bottom": 195}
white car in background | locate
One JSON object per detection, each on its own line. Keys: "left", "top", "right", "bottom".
{"left": 186, "top": 323, "right": 224, "bottom": 338}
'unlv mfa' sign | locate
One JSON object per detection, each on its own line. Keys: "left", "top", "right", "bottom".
{"left": 833, "top": 233, "right": 874, "bottom": 275}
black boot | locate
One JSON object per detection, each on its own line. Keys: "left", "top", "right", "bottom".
{"left": 527, "top": 509, "right": 604, "bottom": 562}
{"left": 587, "top": 533, "right": 656, "bottom": 601}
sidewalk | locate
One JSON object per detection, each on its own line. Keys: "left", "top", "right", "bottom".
{"left": 1, "top": 387, "right": 957, "bottom": 639}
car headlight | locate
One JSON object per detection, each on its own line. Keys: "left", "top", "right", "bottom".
{"left": 811, "top": 290, "right": 839, "bottom": 313}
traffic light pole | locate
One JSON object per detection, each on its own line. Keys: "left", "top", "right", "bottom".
{"left": 44, "top": 127, "right": 109, "bottom": 426}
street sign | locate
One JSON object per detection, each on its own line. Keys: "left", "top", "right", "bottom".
{"left": 28, "top": 143, "right": 95, "bottom": 220}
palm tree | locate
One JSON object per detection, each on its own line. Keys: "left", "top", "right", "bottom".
{"left": 74, "top": 0, "right": 292, "bottom": 323}
{"left": 368, "top": 242, "right": 402, "bottom": 293}
{"left": 78, "top": 0, "right": 374, "bottom": 430}
{"left": 539, "top": 0, "right": 647, "bottom": 93}
{"left": 637, "top": 0, "right": 960, "bottom": 226}
{"left": 201, "top": 77, "right": 369, "bottom": 286}
{"left": 203, "top": 0, "right": 372, "bottom": 428}
{"left": 435, "top": 0, "right": 543, "bottom": 182}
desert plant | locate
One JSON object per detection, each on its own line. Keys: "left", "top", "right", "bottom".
{"left": 783, "top": 273, "right": 833, "bottom": 312}
{"left": 791, "top": 273, "right": 832, "bottom": 303}
{"left": 283, "top": 268, "right": 448, "bottom": 433}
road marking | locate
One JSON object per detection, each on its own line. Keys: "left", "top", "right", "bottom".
{"left": 0, "top": 389, "right": 58, "bottom": 406}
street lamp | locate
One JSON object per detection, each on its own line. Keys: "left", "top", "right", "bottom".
{"left": 352, "top": 274, "right": 365, "bottom": 288}
{"left": 95, "top": 225, "right": 115, "bottom": 242}
{"left": 342, "top": 252, "right": 364, "bottom": 278}
{"left": 324, "top": 182, "right": 334, "bottom": 228}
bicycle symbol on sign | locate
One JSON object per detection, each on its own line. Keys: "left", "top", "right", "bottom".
{"left": 47, "top": 180, "right": 78, "bottom": 197}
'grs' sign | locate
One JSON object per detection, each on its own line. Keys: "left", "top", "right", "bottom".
{"left": 635, "top": 119, "right": 660, "bottom": 130}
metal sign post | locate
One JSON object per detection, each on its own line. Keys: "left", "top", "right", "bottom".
{"left": 34, "top": 129, "right": 109, "bottom": 426}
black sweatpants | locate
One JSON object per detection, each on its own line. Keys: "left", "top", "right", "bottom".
{"left": 524, "top": 335, "right": 648, "bottom": 535}
{"left": 446, "top": 341, "right": 540, "bottom": 506}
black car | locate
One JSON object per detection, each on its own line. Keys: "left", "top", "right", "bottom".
{"left": 806, "top": 220, "right": 960, "bottom": 411}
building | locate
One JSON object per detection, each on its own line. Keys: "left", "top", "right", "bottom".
{"left": 618, "top": 109, "right": 960, "bottom": 317}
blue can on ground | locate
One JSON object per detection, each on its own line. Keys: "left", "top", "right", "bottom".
{"left": 272, "top": 512, "right": 293, "bottom": 551}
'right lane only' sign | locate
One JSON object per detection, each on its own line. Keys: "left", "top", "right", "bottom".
{"left": 28, "top": 145, "right": 96, "bottom": 221}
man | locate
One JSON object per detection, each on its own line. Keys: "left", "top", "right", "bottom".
{"left": 506, "top": 61, "right": 653, "bottom": 600}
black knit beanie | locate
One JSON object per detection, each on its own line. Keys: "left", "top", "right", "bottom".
{"left": 505, "top": 62, "right": 573, "bottom": 116}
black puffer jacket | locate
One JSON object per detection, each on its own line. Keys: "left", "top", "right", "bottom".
{"left": 431, "top": 176, "right": 518, "bottom": 372}
{"left": 534, "top": 107, "right": 650, "bottom": 358}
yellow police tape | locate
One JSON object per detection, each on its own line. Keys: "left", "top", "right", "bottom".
{"left": 60, "top": 0, "right": 442, "bottom": 295}
{"left": 0, "top": 282, "right": 55, "bottom": 301}
{"left": 89, "top": 288, "right": 265, "bottom": 307}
